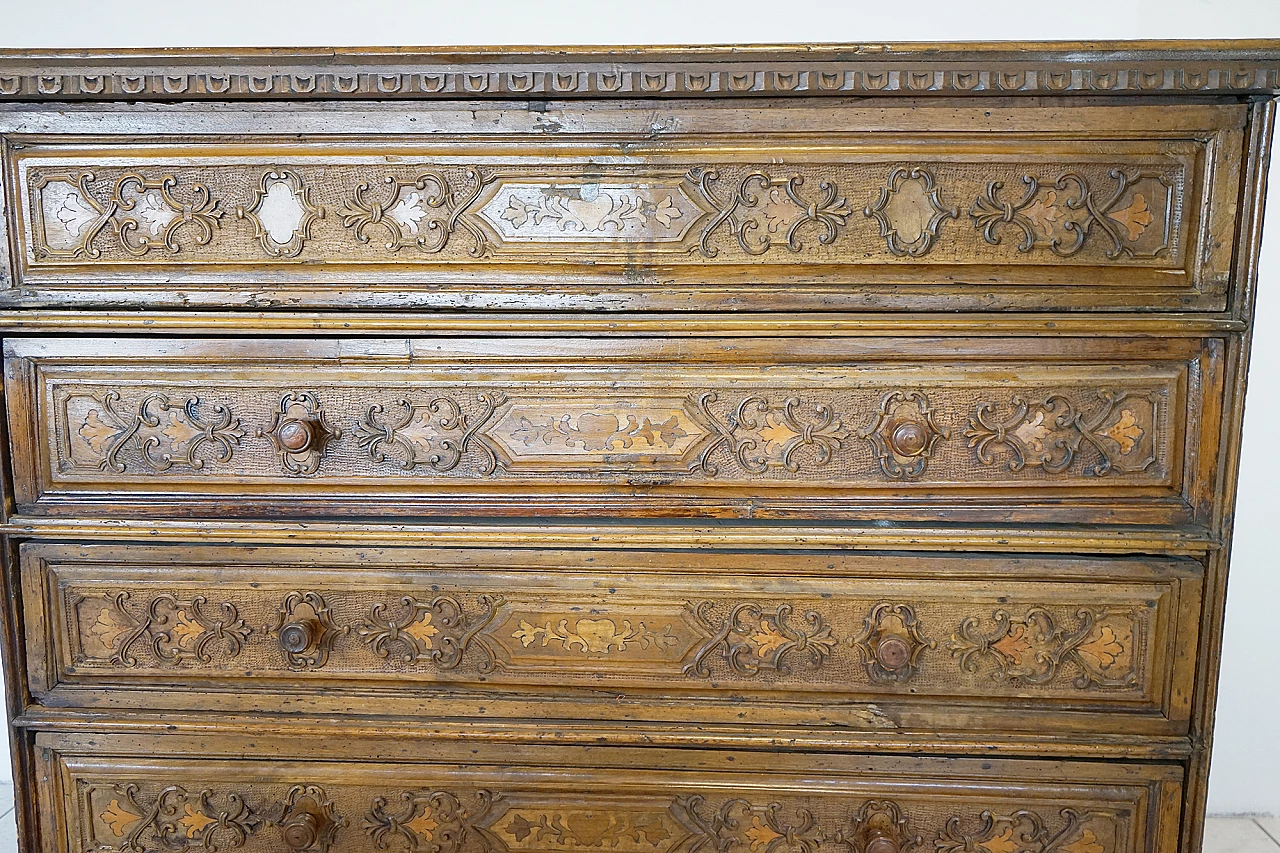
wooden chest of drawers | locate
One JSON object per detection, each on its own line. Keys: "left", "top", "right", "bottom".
{"left": 0, "top": 41, "right": 1275, "bottom": 853}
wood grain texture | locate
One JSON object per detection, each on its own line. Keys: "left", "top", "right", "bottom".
{"left": 0, "top": 42, "right": 1273, "bottom": 853}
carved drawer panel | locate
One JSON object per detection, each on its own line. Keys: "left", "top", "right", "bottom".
{"left": 36, "top": 734, "right": 1182, "bottom": 853}
{"left": 4, "top": 335, "right": 1221, "bottom": 525}
{"left": 0, "top": 101, "right": 1244, "bottom": 311}
{"left": 20, "top": 542, "right": 1202, "bottom": 737}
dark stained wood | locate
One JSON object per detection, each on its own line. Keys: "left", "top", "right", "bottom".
{"left": 0, "top": 41, "right": 1275, "bottom": 853}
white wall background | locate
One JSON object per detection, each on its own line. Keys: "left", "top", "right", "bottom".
{"left": 0, "top": 0, "right": 1277, "bottom": 816}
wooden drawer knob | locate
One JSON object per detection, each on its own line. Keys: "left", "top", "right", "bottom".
{"left": 276, "top": 418, "right": 318, "bottom": 453}
{"left": 889, "top": 421, "right": 929, "bottom": 457}
{"left": 867, "top": 838, "right": 900, "bottom": 853}
{"left": 278, "top": 619, "right": 319, "bottom": 655}
{"left": 875, "top": 635, "right": 912, "bottom": 670}
{"left": 282, "top": 811, "right": 321, "bottom": 850}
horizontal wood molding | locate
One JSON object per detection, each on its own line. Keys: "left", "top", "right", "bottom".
{"left": 0, "top": 42, "right": 1277, "bottom": 100}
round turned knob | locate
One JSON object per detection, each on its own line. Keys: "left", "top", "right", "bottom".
{"left": 889, "top": 421, "right": 928, "bottom": 458}
{"left": 282, "top": 812, "right": 320, "bottom": 850}
{"left": 867, "top": 837, "right": 900, "bottom": 853}
{"left": 279, "top": 620, "right": 318, "bottom": 655}
{"left": 276, "top": 418, "right": 316, "bottom": 452}
{"left": 875, "top": 635, "right": 912, "bottom": 670}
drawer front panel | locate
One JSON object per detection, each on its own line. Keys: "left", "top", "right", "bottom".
{"left": 0, "top": 102, "right": 1244, "bottom": 311}
{"left": 22, "top": 543, "right": 1202, "bottom": 736}
{"left": 5, "top": 336, "right": 1219, "bottom": 525}
{"left": 38, "top": 736, "right": 1182, "bottom": 853}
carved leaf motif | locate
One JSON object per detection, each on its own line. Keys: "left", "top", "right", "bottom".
{"left": 1063, "top": 829, "right": 1106, "bottom": 853}
{"left": 980, "top": 828, "right": 1019, "bottom": 853}
{"left": 405, "top": 612, "right": 440, "bottom": 649}
{"left": 168, "top": 609, "right": 204, "bottom": 649}
{"left": 406, "top": 810, "right": 439, "bottom": 840}
{"left": 1076, "top": 626, "right": 1125, "bottom": 671}
{"left": 101, "top": 799, "right": 143, "bottom": 838}
{"left": 750, "top": 623, "right": 790, "bottom": 657}
{"left": 745, "top": 816, "right": 782, "bottom": 852}
{"left": 1107, "top": 193, "right": 1154, "bottom": 241}
{"left": 90, "top": 606, "right": 132, "bottom": 651}
{"left": 1099, "top": 409, "right": 1143, "bottom": 454}
{"left": 991, "top": 624, "right": 1032, "bottom": 665}
{"left": 179, "top": 804, "right": 217, "bottom": 838}
{"left": 79, "top": 409, "right": 123, "bottom": 453}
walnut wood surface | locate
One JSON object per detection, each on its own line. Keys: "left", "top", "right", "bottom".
{"left": 0, "top": 42, "right": 1275, "bottom": 853}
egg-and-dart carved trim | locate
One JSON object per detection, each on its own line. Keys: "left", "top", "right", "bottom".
{"left": 5, "top": 49, "right": 1279, "bottom": 100}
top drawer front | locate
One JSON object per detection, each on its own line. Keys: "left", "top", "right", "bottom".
{"left": 0, "top": 102, "right": 1245, "bottom": 311}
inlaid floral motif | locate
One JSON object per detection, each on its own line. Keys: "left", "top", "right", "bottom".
{"left": 511, "top": 617, "right": 680, "bottom": 654}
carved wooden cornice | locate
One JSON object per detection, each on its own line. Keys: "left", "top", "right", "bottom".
{"left": 0, "top": 41, "right": 1278, "bottom": 100}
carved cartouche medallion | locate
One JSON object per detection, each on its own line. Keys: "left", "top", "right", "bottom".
{"left": 848, "top": 604, "right": 934, "bottom": 684}
{"left": 259, "top": 392, "right": 341, "bottom": 475}
{"left": 268, "top": 592, "right": 348, "bottom": 670}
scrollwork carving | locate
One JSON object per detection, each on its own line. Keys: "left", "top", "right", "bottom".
{"left": 671, "top": 796, "right": 822, "bottom": 853}
{"left": 354, "top": 393, "right": 505, "bottom": 474}
{"left": 339, "top": 170, "right": 494, "bottom": 256}
{"left": 970, "top": 169, "right": 1172, "bottom": 259}
{"left": 946, "top": 607, "right": 1139, "bottom": 689}
{"left": 31, "top": 170, "right": 223, "bottom": 260}
{"left": 684, "top": 602, "right": 837, "bottom": 678}
{"left": 365, "top": 790, "right": 500, "bottom": 853}
{"left": 692, "top": 169, "right": 852, "bottom": 256}
{"left": 964, "top": 389, "right": 1160, "bottom": 477}
{"left": 96, "top": 784, "right": 260, "bottom": 852}
{"left": 73, "top": 392, "right": 243, "bottom": 473}
{"left": 358, "top": 595, "right": 505, "bottom": 672}
{"left": 935, "top": 809, "right": 1109, "bottom": 853}
{"left": 79, "top": 592, "right": 251, "bottom": 668}
{"left": 691, "top": 393, "right": 850, "bottom": 476}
